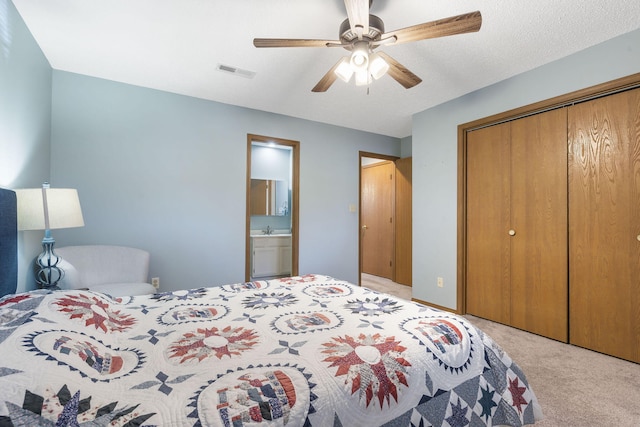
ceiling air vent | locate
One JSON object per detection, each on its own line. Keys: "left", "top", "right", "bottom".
{"left": 216, "top": 64, "right": 256, "bottom": 79}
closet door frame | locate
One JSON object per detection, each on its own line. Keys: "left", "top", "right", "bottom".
{"left": 457, "top": 72, "right": 640, "bottom": 315}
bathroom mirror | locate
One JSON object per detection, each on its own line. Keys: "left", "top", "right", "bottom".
{"left": 250, "top": 179, "right": 289, "bottom": 216}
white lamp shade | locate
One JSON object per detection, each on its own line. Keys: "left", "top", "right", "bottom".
{"left": 355, "top": 69, "right": 372, "bottom": 86}
{"left": 16, "top": 188, "right": 84, "bottom": 231}
{"left": 369, "top": 52, "right": 389, "bottom": 80}
{"left": 334, "top": 57, "right": 354, "bottom": 82}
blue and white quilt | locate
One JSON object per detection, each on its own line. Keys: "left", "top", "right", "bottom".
{"left": 0, "top": 274, "right": 542, "bottom": 426}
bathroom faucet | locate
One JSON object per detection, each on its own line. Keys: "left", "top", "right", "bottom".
{"left": 263, "top": 225, "right": 273, "bottom": 235}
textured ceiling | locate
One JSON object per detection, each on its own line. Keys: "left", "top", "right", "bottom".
{"left": 11, "top": 0, "right": 640, "bottom": 137}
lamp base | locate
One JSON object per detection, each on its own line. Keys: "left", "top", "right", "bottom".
{"left": 36, "top": 236, "right": 64, "bottom": 290}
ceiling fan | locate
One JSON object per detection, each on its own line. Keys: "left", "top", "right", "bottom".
{"left": 253, "top": 0, "right": 482, "bottom": 92}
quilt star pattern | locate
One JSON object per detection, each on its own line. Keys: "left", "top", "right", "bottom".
{"left": 0, "top": 274, "right": 543, "bottom": 426}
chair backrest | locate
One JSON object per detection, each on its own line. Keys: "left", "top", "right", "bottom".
{"left": 56, "top": 245, "right": 149, "bottom": 287}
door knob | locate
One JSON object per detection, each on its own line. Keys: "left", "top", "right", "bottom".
{"left": 637, "top": 234, "right": 640, "bottom": 241}
{"left": 508, "top": 229, "right": 516, "bottom": 236}
{"left": 362, "top": 225, "right": 368, "bottom": 230}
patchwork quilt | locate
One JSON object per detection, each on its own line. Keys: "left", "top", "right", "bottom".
{"left": 0, "top": 274, "right": 542, "bottom": 426}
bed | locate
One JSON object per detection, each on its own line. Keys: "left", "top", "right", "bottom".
{"left": 0, "top": 189, "right": 542, "bottom": 426}
{"left": 0, "top": 278, "right": 544, "bottom": 427}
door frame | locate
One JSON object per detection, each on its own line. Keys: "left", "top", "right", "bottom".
{"left": 358, "top": 151, "right": 399, "bottom": 286}
{"left": 246, "top": 134, "right": 300, "bottom": 281}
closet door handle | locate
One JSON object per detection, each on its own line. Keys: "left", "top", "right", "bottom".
{"left": 508, "top": 229, "right": 516, "bottom": 236}
{"left": 637, "top": 234, "right": 640, "bottom": 241}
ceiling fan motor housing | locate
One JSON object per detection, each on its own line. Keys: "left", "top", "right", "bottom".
{"left": 339, "top": 14, "right": 385, "bottom": 47}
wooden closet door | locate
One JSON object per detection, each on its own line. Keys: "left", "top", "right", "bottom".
{"left": 466, "top": 122, "right": 511, "bottom": 324}
{"left": 510, "top": 108, "right": 568, "bottom": 342}
{"left": 568, "top": 88, "right": 640, "bottom": 363}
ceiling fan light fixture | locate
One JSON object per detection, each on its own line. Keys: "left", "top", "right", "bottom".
{"left": 355, "top": 69, "right": 372, "bottom": 86}
{"left": 350, "top": 42, "right": 369, "bottom": 70}
{"left": 335, "top": 57, "right": 354, "bottom": 82}
{"left": 369, "top": 52, "right": 389, "bottom": 80}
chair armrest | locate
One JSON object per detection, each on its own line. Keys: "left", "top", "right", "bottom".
{"left": 57, "top": 259, "right": 83, "bottom": 290}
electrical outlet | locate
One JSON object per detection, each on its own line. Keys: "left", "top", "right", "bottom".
{"left": 151, "top": 277, "right": 160, "bottom": 289}
{"left": 437, "top": 277, "right": 444, "bottom": 288}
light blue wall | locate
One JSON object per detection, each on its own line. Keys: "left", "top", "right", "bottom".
{"left": 50, "top": 71, "right": 400, "bottom": 291}
{"left": 412, "top": 29, "right": 640, "bottom": 309}
{"left": 251, "top": 144, "right": 290, "bottom": 182}
{"left": 400, "top": 136, "right": 412, "bottom": 158}
{"left": 0, "top": 0, "right": 52, "bottom": 293}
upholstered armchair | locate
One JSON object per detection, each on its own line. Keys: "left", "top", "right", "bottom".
{"left": 56, "top": 245, "right": 156, "bottom": 297}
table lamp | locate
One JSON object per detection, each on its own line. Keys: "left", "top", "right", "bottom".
{"left": 16, "top": 183, "right": 84, "bottom": 290}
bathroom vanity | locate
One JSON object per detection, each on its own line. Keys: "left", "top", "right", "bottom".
{"left": 250, "top": 234, "right": 292, "bottom": 279}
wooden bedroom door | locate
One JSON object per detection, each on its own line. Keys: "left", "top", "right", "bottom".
{"left": 466, "top": 108, "right": 568, "bottom": 342}
{"left": 394, "top": 157, "right": 412, "bottom": 286}
{"left": 568, "top": 88, "right": 640, "bottom": 363}
{"left": 361, "top": 160, "right": 395, "bottom": 280}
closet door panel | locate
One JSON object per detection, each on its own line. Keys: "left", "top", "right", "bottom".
{"left": 510, "top": 108, "right": 568, "bottom": 342}
{"left": 466, "top": 123, "right": 511, "bottom": 324}
{"left": 568, "top": 88, "right": 640, "bottom": 362}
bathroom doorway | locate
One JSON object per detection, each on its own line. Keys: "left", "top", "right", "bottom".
{"left": 245, "top": 134, "right": 299, "bottom": 281}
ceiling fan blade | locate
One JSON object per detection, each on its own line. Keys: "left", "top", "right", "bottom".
{"left": 383, "top": 11, "right": 482, "bottom": 45}
{"left": 254, "top": 38, "right": 341, "bottom": 48}
{"left": 377, "top": 52, "right": 422, "bottom": 89}
{"left": 312, "top": 59, "right": 343, "bottom": 92}
{"left": 344, "top": 0, "right": 369, "bottom": 38}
